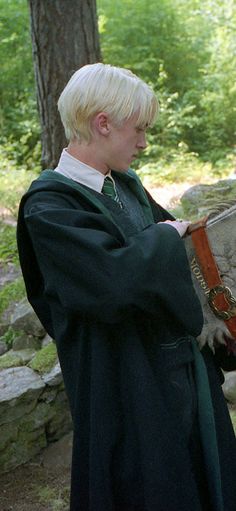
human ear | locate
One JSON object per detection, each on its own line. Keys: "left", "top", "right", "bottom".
{"left": 93, "top": 112, "right": 111, "bottom": 136}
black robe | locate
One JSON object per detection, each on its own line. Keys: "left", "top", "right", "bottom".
{"left": 17, "top": 169, "right": 236, "bottom": 511}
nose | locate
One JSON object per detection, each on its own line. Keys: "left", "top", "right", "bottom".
{"left": 137, "top": 132, "right": 147, "bottom": 150}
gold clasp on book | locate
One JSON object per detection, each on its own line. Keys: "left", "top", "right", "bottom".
{"left": 208, "top": 285, "right": 236, "bottom": 320}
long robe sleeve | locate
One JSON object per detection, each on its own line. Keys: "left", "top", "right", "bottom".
{"left": 21, "top": 193, "right": 203, "bottom": 335}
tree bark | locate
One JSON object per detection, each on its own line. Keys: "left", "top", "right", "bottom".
{"left": 28, "top": 0, "right": 101, "bottom": 169}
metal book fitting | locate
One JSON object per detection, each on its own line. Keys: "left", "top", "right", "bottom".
{"left": 208, "top": 285, "right": 236, "bottom": 320}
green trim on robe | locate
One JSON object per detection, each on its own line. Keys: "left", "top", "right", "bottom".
{"left": 38, "top": 169, "right": 154, "bottom": 226}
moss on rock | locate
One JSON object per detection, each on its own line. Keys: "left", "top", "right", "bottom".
{"left": 0, "top": 349, "right": 36, "bottom": 369}
{"left": 29, "top": 343, "right": 57, "bottom": 374}
{"left": 0, "top": 351, "right": 24, "bottom": 369}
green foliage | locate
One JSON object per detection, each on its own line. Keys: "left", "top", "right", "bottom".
{"left": 0, "top": 0, "right": 236, "bottom": 168}
{"left": 0, "top": 278, "right": 25, "bottom": 317}
{"left": 98, "top": 0, "right": 208, "bottom": 89}
{"left": 98, "top": 0, "right": 236, "bottom": 163}
{"left": 29, "top": 343, "right": 57, "bottom": 374}
{"left": 0, "top": 222, "right": 18, "bottom": 263}
{"left": 0, "top": 0, "right": 40, "bottom": 169}
{"left": 137, "top": 146, "right": 234, "bottom": 187}
{"left": 0, "top": 163, "right": 37, "bottom": 218}
{"left": 0, "top": 326, "right": 21, "bottom": 349}
{"left": 0, "top": 164, "right": 37, "bottom": 271}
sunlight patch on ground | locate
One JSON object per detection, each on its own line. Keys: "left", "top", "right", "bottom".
{"left": 147, "top": 182, "right": 191, "bottom": 209}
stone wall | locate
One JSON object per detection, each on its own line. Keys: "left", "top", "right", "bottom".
{"left": 0, "top": 295, "right": 72, "bottom": 474}
{"left": 1, "top": 295, "right": 235, "bottom": 476}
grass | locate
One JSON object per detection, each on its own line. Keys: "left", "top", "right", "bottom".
{"left": 34, "top": 483, "right": 70, "bottom": 510}
{"left": 0, "top": 222, "right": 19, "bottom": 264}
{"left": 0, "top": 152, "right": 37, "bottom": 218}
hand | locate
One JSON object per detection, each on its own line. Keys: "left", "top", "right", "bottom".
{"left": 160, "top": 220, "right": 191, "bottom": 238}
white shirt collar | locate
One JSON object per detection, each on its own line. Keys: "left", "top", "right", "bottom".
{"left": 54, "top": 148, "right": 110, "bottom": 193}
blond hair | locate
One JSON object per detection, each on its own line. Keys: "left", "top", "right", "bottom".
{"left": 58, "top": 63, "right": 158, "bottom": 142}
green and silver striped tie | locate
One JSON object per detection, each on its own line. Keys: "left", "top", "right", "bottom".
{"left": 102, "top": 176, "right": 122, "bottom": 207}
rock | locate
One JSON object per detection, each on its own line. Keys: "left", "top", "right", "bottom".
{"left": 0, "top": 323, "right": 9, "bottom": 336}
{"left": 40, "top": 386, "right": 58, "bottom": 404}
{"left": 0, "top": 302, "right": 17, "bottom": 330}
{"left": 0, "top": 340, "right": 8, "bottom": 355}
{"left": 0, "top": 361, "right": 72, "bottom": 473}
{"left": 0, "top": 402, "right": 51, "bottom": 453}
{"left": 0, "top": 420, "right": 18, "bottom": 451}
{"left": 0, "top": 366, "right": 45, "bottom": 425}
{"left": 12, "top": 349, "right": 36, "bottom": 364}
{"left": 42, "top": 362, "right": 63, "bottom": 387}
{"left": 0, "top": 425, "right": 47, "bottom": 473}
{"left": 0, "top": 263, "right": 21, "bottom": 291}
{"left": 181, "top": 179, "right": 236, "bottom": 218}
{"left": 10, "top": 297, "right": 46, "bottom": 338}
{"left": 41, "top": 333, "right": 53, "bottom": 347}
{"left": 45, "top": 390, "right": 72, "bottom": 442}
{"left": 0, "top": 367, "right": 72, "bottom": 473}
{"left": 21, "top": 401, "right": 54, "bottom": 432}
{"left": 0, "top": 349, "right": 36, "bottom": 369}
{"left": 222, "top": 372, "right": 236, "bottom": 404}
{"left": 12, "top": 333, "right": 41, "bottom": 351}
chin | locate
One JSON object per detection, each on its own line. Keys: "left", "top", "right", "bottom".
{"left": 113, "top": 164, "right": 129, "bottom": 173}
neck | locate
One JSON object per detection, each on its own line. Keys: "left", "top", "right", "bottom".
{"left": 67, "top": 140, "right": 110, "bottom": 175}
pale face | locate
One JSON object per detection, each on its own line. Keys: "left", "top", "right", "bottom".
{"left": 67, "top": 112, "right": 148, "bottom": 175}
{"left": 105, "top": 113, "right": 147, "bottom": 172}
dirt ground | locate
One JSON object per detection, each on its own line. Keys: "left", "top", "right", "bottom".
{"left": 0, "top": 433, "right": 72, "bottom": 511}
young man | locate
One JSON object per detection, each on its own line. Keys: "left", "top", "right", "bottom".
{"left": 17, "top": 63, "right": 236, "bottom": 511}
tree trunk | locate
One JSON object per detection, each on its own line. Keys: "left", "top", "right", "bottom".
{"left": 28, "top": 0, "right": 101, "bottom": 169}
